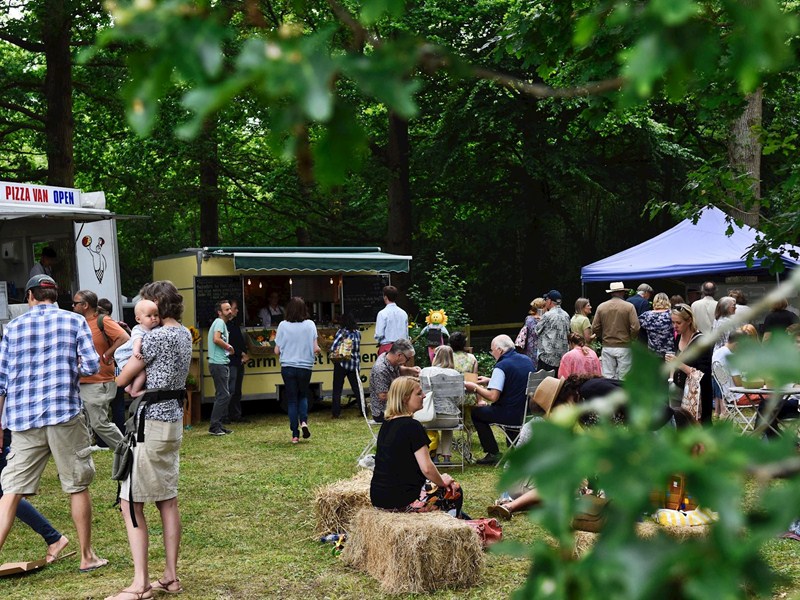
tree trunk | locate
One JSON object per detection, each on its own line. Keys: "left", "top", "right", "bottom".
{"left": 198, "top": 118, "right": 220, "bottom": 246}
{"left": 42, "top": 0, "right": 74, "bottom": 187}
{"left": 386, "top": 112, "right": 412, "bottom": 292}
{"left": 727, "top": 89, "right": 762, "bottom": 228}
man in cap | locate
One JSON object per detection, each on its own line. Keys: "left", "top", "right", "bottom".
{"left": 592, "top": 282, "right": 640, "bottom": 379}
{"left": 534, "top": 290, "right": 571, "bottom": 374}
{"left": 0, "top": 275, "right": 108, "bottom": 571}
{"left": 466, "top": 334, "right": 536, "bottom": 465}
{"left": 627, "top": 283, "right": 653, "bottom": 316}
{"left": 73, "top": 289, "right": 130, "bottom": 451}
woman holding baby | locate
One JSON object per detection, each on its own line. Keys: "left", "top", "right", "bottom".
{"left": 108, "top": 281, "right": 192, "bottom": 600}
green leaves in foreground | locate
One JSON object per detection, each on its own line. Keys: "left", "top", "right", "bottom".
{"left": 502, "top": 343, "right": 800, "bottom": 599}
{"left": 84, "top": 0, "right": 422, "bottom": 187}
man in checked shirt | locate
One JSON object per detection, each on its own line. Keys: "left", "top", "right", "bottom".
{"left": 0, "top": 275, "right": 108, "bottom": 572}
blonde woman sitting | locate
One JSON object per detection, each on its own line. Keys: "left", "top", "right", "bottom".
{"left": 370, "top": 376, "right": 465, "bottom": 516}
{"left": 419, "top": 346, "right": 462, "bottom": 465}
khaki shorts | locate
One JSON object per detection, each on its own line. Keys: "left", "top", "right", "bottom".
{"left": 1, "top": 413, "right": 95, "bottom": 494}
{"left": 120, "top": 419, "right": 182, "bottom": 503}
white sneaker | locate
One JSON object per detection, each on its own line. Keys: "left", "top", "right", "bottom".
{"left": 88, "top": 445, "right": 110, "bottom": 452}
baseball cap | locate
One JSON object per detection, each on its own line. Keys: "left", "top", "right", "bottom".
{"left": 543, "top": 289, "right": 562, "bottom": 301}
{"left": 25, "top": 274, "right": 58, "bottom": 296}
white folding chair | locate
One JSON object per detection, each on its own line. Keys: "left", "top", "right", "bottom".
{"left": 356, "top": 373, "right": 380, "bottom": 465}
{"left": 493, "top": 369, "right": 554, "bottom": 467}
{"left": 421, "top": 373, "right": 468, "bottom": 472}
{"left": 712, "top": 361, "right": 758, "bottom": 433}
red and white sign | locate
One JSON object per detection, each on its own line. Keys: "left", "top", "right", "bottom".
{"left": 1, "top": 182, "right": 81, "bottom": 208}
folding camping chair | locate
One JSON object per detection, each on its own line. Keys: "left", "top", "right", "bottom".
{"left": 421, "top": 372, "right": 468, "bottom": 472}
{"left": 493, "top": 369, "right": 554, "bottom": 467}
{"left": 712, "top": 361, "right": 758, "bottom": 433}
{"left": 356, "top": 373, "right": 380, "bottom": 466}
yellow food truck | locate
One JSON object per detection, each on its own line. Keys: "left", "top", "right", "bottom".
{"left": 152, "top": 247, "right": 412, "bottom": 408}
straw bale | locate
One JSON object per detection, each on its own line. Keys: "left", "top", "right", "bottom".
{"left": 314, "top": 471, "right": 373, "bottom": 535}
{"left": 572, "top": 521, "right": 710, "bottom": 558}
{"left": 341, "top": 507, "right": 485, "bottom": 594}
{"left": 636, "top": 520, "right": 710, "bottom": 540}
{"left": 573, "top": 531, "right": 598, "bottom": 558}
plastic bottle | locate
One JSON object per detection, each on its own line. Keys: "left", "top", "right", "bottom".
{"left": 320, "top": 534, "right": 340, "bottom": 543}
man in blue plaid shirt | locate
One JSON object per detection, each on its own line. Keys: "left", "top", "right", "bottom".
{"left": 0, "top": 275, "right": 108, "bottom": 572}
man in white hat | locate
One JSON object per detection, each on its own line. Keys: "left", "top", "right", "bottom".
{"left": 592, "top": 282, "right": 640, "bottom": 379}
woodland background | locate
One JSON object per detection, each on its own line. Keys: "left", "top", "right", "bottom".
{"left": 1, "top": 0, "right": 798, "bottom": 322}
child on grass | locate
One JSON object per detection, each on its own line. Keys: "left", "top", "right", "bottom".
{"left": 114, "top": 299, "right": 160, "bottom": 397}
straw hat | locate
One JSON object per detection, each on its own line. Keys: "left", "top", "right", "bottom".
{"left": 532, "top": 376, "right": 566, "bottom": 415}
{"left": 605, "top": 282, "right": 628, "bottom": 294}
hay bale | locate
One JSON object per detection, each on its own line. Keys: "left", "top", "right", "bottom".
{"left": 341, "top": 507, "right": 485, "bottom": 593}
{"left": 314, "top": 471, "right": 373, "bottom": 535}
{"left": 636, "top": 520, "right": 709, "bottom": 540}
{"left": 573, "top": 531, "right": 598, "bottom": 558}
{"left": 573, "top": 521, "right": 709, "bottom": 557}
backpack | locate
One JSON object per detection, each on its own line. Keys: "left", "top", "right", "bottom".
{"left": 426, "top": 326, "right": 444, "bottom": 348}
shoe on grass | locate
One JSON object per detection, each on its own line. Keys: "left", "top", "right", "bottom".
{"left": 301, "top": 422, "right": 311, "bottom": 439}
{"left": 476, "top": 453, "right": 500, "bottom": 465}
{"left": 208, "top": 427, "right": 225, "bottom": 436}
{"left": 221, "top": 427, "right": 233, "bottom": 434}
{"left": 487, "top": 504, "right": 513, "bottom": 521}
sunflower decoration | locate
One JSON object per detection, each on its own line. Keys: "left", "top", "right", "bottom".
{"left": 425, "top": 309, "right": 448, "bottom": 327}
{"left": 187, "top": 325, "right": 201, "bottom": 345}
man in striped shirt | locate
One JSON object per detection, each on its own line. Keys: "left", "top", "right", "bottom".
{"left": 0, "top": 275, "right": 108, "bottom": 572}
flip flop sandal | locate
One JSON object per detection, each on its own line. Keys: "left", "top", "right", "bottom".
{"left": 79, "top": 558, "right": 109, "bottom": 573}
{"left": 151, "top": 578, "right": 184, "bottom": 594}
{"left": 46, "top": 550, "right": 77, "bottom": 564}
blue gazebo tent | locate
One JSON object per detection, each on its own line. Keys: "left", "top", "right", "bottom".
{"left": 581, "top": 206, "right": 800, "bottom": 283}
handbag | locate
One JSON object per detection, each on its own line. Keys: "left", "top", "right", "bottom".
{"left": 514, "top": 324, "right": 527, "bottom": 349}
{"left": 571, "top": 495, "right": 609, "bottom": 533}
{"left": 680, "top": 369, "right": 703, "bottom": 422}
{"left": 413, "top": 391, "right": 436, "bottom": 423}
{"left": 466, "top": 518, "right": 503, "bottom": 548}
{"left": 413, "top": 374, "right": 436, "bottom": 423}
{"left": 111, "top": 432, "right": 135, "bottom": 482}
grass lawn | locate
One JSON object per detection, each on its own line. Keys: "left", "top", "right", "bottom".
{"left": 2, "top": 403, "right": 800, "bottom": 599}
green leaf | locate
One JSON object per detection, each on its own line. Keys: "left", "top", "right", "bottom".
{"left": 360, "top": 0, "right": 406, "bottom": 25}
{"left": 649, "top": 0, "right": 701, "bottom": 26}
{"left": 311, "top": 103, "right": 367, "bottom": 187}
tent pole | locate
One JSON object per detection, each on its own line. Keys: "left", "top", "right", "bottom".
{"left": 581, "top": 280, "right": 585, "bottom": 297}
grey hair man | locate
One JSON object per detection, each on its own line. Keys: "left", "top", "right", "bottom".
{"left": 627, "top": 283, "right": 653, "bottom": 317}
{"left": 467, "top": 334, "right": 536, "bottom": 465}
{"left": 691, "top": 281, "right": 718, "bottom": 334}
{"left": 368, "top": 339, "right": 420, "bottom": 421}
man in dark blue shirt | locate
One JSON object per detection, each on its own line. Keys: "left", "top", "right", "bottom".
{"left": 466, "top": 335, "right": 535, "bottom": 465}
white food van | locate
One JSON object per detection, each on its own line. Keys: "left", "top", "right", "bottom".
{"left": 0, "top": 181, "right": 123, "bottom": 325}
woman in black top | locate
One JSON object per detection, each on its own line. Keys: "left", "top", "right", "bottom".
{"left": 370, "top": 376, "right": 464, "bottom": 514}
{"left": 762, "top": 298, "right": 799, "bottom": 343}
{"left": 668, "top": 304, "right": 713, "bottom": 425}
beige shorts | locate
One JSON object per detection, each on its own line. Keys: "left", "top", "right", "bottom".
{"left": 1, "top": 413, "right": 95, "bottom": 495}
{"left": 120, "top": 419, "right": 182, "bottom": 503}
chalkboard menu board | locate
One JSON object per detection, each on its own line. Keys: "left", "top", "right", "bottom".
{"left": 195, "top": 276, "right": 243, "bottom": 327}
{"left": 342, "top": 274, "right": 390, "bottom": 323}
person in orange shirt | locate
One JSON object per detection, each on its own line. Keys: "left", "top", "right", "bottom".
{"left": 73, "top": 290, "right": 130, "bottom": 451}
